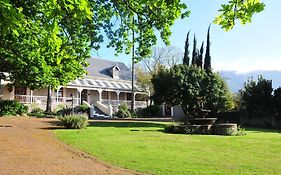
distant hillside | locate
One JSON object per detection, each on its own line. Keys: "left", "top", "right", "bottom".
{"left": 219, "top": 71, "right": 281, "bottom": 92}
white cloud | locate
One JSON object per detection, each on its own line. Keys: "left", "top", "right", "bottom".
{"left": 213, "top": 57, "right": 281, "bottom": 74}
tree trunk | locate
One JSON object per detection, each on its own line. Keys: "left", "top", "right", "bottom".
{"left": 46, "top": 86, "right": 52, "bottom": 112}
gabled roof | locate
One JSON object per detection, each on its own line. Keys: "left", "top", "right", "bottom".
{"left": 85, "top": 58, "right": 131, "bottom": 81}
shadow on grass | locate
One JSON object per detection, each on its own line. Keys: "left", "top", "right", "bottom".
{"left": 88, "top": 121, "right": 167, "bottom": 128}
{"left": 245, "top": 127, "right": 281, "bottom": 133}
{"left": 40, "top": 120, "right": 65, "bottom": 130}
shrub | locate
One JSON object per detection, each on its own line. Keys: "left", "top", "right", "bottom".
{"left": 56, "top": 106, "right": 72, "bottom": 116}
{"left": 56, "top": 105, "right": 90, "bottom": 117}
{"left": 240, "top": 76, "right": 273, "bottom": 118}
{"left": 115, "top": 104, "right": 131, "bottom": 118}
{"left": 53, "top": 104, "right": 66, "bottom": 113}
{"left": 74, "top": 104, "right": 89, "bottom": 113}
{"left": 58, "top": 114, "right": 88, "bottom": 129}
{"left": 141, "top": 105, "right": 160, "bottom": 117}
{"left": 236, "top": 125, "right": 246, "bottom": 136}
{"left": 0, "top": 100, "right": 28, "bottom": 116}
{"left": 29, "top": 107, "right": 45, "bottom": 118}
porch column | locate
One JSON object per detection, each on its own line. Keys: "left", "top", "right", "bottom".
{"left": 116, "top": 91, "right": 120, "bottom": 104}
{"left": 148, "top": 90, "right": 151, "bottom": 106}
{"left": 76, "top": 87, "right": 83, "bottom": 105}
{"left": 108, "top": 91, "right": 111, "bottom": 104}
{"left": 10, "top": 86, "right": 15, "bottom": 100}
{"left": 63, "top": 87, "right": 66, "bottom": 102}
{"left": 87, "top": 89, "right": 90, "bottom": 104}
{"left": 97, "top": 89, "right": 102, "bottom": 102}
{"left": 56, "top": 88, "right": 59, "bottom": 106}
{"left": 132, "top": 92, "right": 136, "bottom": 109}
{"left": 30, "top": 89, "right": 33, "bottom": 104}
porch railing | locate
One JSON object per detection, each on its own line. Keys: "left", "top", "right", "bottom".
{"left": 14, "top": 95, "right": 80, "bottom": 106}
{"left": 101, "top": 99, "right": 147, "bottom": 109}
{"left": 13, "top": 95, "right": 147, "bottom": 110}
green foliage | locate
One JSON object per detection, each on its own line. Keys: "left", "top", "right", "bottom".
{"left": 202, "top": 71, "right": 235, "bottom": 113}
{"left": 58, "top": 114, "right": 88, "bottom": 129}
{"left": 115, "top": 104, "right": 131, "bottom": 118}
{"left": 56, "top": 104, "right": 89, "bottom": 116}
{"left": 152, "top": 65, "right": 233, "bottom": 120}
{"left": 191, "top": 35, "right": 198, "bottom": 65}
{"left": 273, "top": 87, "right": 281, "bottom": 118}
{"left": 214, "top": 0, "right": 265, "bottom": 31}
{"left": 0, "top": 0, "right": 265, "bottom": 94}
{"left": 0, "top": 100, "right": 28, "bottom": 116}
{"left": 77, "top": 104, "right": 89, "bottom": 113}
{"left": 53, "top": 104, "right": 66, "bottom": 113}
{"left": 29, "top": 107, "right": 45, "bottom": 118}
{"left": 183, "top": 31, "right": 190, "bottom": 65}
{"left": 0, "top": 0, "right": 189, "bottom": 92}
{"left": 204, "top": 25, "right": 211, "bottom": 70}
{"left": 237, "top": 125, "right": 246, "bottom": 136}
{"left": 196, "top": 42, "right": 204, "bottom": 68}
{"left": 141, "top": 105, "right": 160, "bottom": 117}
{"left": 240, "top": 76, "right": 273, "bottom": 118}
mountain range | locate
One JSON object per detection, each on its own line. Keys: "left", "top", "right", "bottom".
{"left": 219, "top": 71, "right": 281, "bottom": 93}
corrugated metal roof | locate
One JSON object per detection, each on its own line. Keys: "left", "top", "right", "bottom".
{"left": 68, "top": 78, "right": 140, "bottom": 92}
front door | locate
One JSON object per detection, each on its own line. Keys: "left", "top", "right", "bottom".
{"left": 81, "top": 89, "right": 88, "bottom": 104}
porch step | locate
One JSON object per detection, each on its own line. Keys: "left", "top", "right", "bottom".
{"left": 90, "top": 106, "right": 111, "bottom": 119}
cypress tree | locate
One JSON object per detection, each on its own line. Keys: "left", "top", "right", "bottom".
{"left": 183, "top": 31, "right": 190, "bottom": 65}
{"left": 204, "top": 25, "right": 211, "bottom": 70}
{"left": 191, "top": 34, "right": 197, "bottom": 65}
{"left": 196, "top": 42, "right": 204, "bottom": 68}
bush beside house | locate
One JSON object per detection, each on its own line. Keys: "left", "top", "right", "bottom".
{"left": 115, "top": 104, "right": 132, "bottom": 118}
{"left": 0, "top": 100, "right": 28, "bottom": 116}
{"left": 58, "top": 114, "right": 88, "bottom": 129}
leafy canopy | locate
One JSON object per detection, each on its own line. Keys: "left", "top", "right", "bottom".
{"left": 0, "top": 0, "right": 265, "bottom": 90}
{"left": 214, "top": 0, "right": 265, "bottom": 31}
{"left": 152, "top": 65, "right": 233, "bottom": 118}
{"left": 240, "top": 76, "right": 273, "bottom": 118}
{"left": 0, "top": 0, "right": 189, "bottom": 89}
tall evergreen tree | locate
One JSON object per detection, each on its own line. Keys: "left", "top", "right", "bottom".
{"left": 196, "top": 42, "right": 204, "bottom": 68}
{"left": 183, "top": 31, "right": 190, "bottom": 65}
{"left": 204, "top": 25, "right": 211, "bottom": 70}
{"left": 191, "top": 34, "right": 197, "bottom": 65}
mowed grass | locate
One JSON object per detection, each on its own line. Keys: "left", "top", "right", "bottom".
{"left": 54, "top": 121, "right": 281, "bottom": 175}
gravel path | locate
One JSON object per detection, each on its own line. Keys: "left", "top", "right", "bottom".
{"left": 0, "top": 117, "right": 143, "bottom": 175}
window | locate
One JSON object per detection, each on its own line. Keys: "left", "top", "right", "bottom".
{"left": 127, "top": 93, "right": 132, "bottom": 100}
{"left": 14, "top": 86, "right": 27, "bottom": 95}
{"left": 57, "top": 88, "right": 63, "bottom": 97}
{"left": 102, "top": 91, "right": 108, "bottom": 99}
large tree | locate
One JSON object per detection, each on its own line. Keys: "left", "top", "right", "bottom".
{"left": 240, "top": 76, "right": 273, "bottom": 118}
{"left": 0, "top": 0, "right": 265, "bottom": 111}
{"left": 183, "top": 31, "right": 190, "bottom": 66}
{"left": 196, "top": 42, "right": 204, "bottom": 68}
{"left": 204, "top": 25, "right": 211, "bottom": 70}
{"left": 0, "top": 0, "right": 188, "bottom": 111}
{"left": 152, "top": 65, "right": 233, "bottom": 122}
{"left": 191, "top": 35, "right": 198, "bottom": 65}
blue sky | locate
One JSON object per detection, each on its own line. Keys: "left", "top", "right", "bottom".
{"left": 92, "top": 0, "right": 281, "bottom": 73}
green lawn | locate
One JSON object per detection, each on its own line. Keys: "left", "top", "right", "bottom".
{"left": 54, "top": 121, "right": 281, "bottom": 175}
